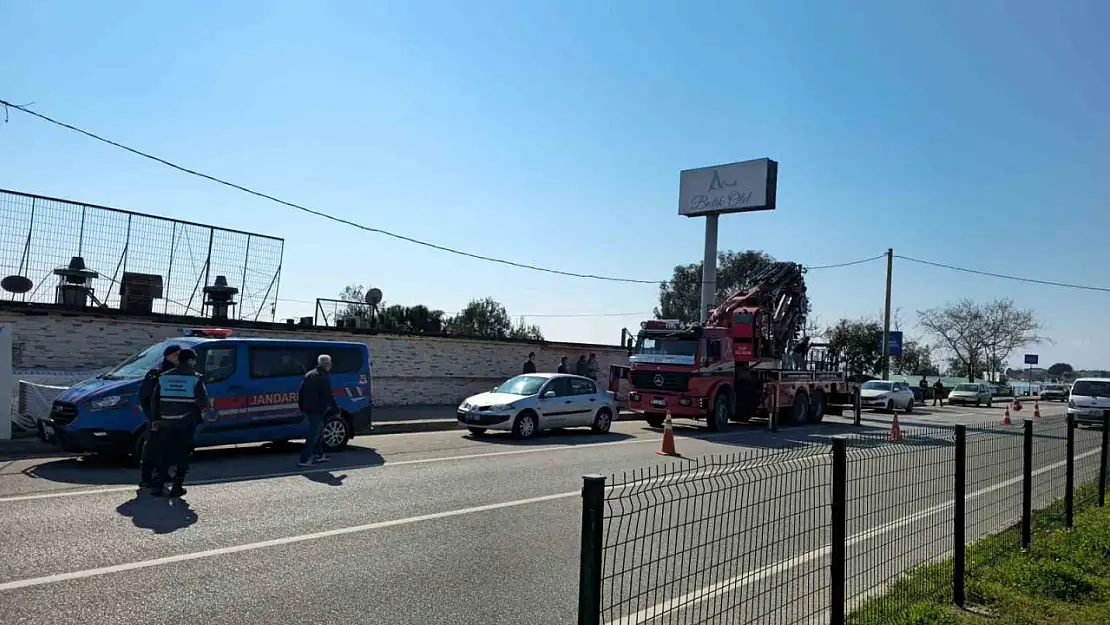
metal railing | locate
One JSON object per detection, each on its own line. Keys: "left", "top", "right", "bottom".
{"left": 0, "top": 189, "right": 284, "bottom": 320}
{"left": 577, "top": 411, "right": 1110, "bottom": 625}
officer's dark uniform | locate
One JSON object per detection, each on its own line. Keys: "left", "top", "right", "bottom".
{"left": 138, "top": 345, "right": 181, "bottom": 488}
{"left": 149, "top": 349, "right": 210, "bottom": 497}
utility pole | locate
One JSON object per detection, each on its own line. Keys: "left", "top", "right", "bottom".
{"left": 881, "top": 248, "right": 893, "bottom": 381}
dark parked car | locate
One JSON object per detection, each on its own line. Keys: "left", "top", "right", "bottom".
{"left": 1040, "top": 384, "right": 1069, "bottom": 402}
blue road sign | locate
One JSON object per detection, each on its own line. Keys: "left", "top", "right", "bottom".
{"left": 1024, "top": 354, "right": 1039, "bottom": 365}
{"left": 879, "top": 331, "right": 904, "bottom": 357}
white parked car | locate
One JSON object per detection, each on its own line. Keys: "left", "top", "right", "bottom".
{"left": 456, "top": 373, "right": 617, "bottom": 439}
{"left": 947, "top": 383, "right": 993, "bottom": 407}
{"left": 859, "top": 380, "right": 916, "bottom": 412}
{"left": 1067, "top": 377, "right": 1110, "bottom": 425}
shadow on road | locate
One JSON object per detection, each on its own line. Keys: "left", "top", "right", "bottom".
{"left": 21, "top": 441, "right": 385, "bottom": 488}
{"left": 304, "top": 471, "right": 347, "bottom": 486}
{"left": 462, "top": 429, "right": 633, "bottom": 446}
{"left": 116, "top": 493, "right": 199, "bottom": 534}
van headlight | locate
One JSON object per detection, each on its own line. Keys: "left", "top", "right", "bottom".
{"left": 87, "top": 395, "right": 125, "bottom": 411}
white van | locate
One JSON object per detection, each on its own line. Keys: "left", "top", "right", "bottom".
{"left": 1067, "top": 377, "right": 1110, "bottom": 424}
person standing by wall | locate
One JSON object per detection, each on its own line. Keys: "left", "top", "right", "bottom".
{"left": 138, "top": 344, "right": 180, "bottom": 489}
{"left": 932, "top": 378, "right": 945, "bottom": 407}
{"left": 297, "top": 354, "right": 338, "bottom": 468}
{"left": 557, "top": 356, "right": 568, "bottom": 374}
{"left": 149, "top": 348, "right": 209, "bottom": 497}
{"left": 575, "top": 355, "right": 588, "bottom": 377}
{"left": 522, "top": 352, "right": 537, "bottom": 374}
{"left": 585, "top": 354, "right": 599, "bottom": 381}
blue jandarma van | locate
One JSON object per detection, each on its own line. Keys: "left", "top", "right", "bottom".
{"left": 42, "top": 329, "right": 372, "bottom": 459}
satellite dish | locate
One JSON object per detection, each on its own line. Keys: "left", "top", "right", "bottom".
{"left": 364, "top": 287, "right": 383, "bottom": 306}
{"left": 1, "top": 275, "right": 33, "bottom": 294}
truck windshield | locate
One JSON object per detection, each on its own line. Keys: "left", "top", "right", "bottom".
{"left": 635, "top": 337, "right": 698, "bottom": 357}
{"left": 101, "top": 339, "right": 195, "bottom": 380}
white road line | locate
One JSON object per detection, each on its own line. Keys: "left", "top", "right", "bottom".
{"left": 0, "top": 427, "right": 767, "bottom": 504}
{"left": 0, "top": 490, "right": 580, "bottom": 592}
{"left": 605, "top": 447, "right": 1100, "bottom": 625}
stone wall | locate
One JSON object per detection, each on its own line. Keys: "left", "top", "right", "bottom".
{"left": 0, "top": 306, "right": 630, "bottom": 406}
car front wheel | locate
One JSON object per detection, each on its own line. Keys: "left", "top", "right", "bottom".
{"left": 512, "top": 411, "right": 539, "bottom": 439}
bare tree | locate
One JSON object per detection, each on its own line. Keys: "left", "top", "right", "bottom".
{"left": 980, "top": 298, "right": 1046, "bottom": 375}
{"left": 917, "top": 298, "right": 1045, "bottom": 382}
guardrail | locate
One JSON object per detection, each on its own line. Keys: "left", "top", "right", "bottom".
{"left": 576, "top": 411, "right": 1110, "bottom": 625}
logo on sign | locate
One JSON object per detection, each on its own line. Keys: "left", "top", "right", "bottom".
{"left": 247, "top": 392, "right": 299, "bottom": 407}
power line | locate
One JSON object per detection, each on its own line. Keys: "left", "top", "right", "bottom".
{"left": 806, "top": 254, "right": 886, "bottom": 270}
{"left": 895, "top": 255, "right": 1110, "bottom": 294}
{"left": 2, "top": 98, "right": 884, "bottom": 284}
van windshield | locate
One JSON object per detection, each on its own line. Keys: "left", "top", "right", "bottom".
{"left": 1072, "top": 381, "right": 1110, "bottom": 398}
{"left": 101, "top": 339, "right": 197, "bottom": 380}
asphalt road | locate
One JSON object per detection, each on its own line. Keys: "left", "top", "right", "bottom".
{"left": 0, "top": 401, "right": 1080, "bottom": 625}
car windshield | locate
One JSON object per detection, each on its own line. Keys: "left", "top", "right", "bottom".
{"left": 100, "top": 339, "right": 196, "bottom": 380}
{"left": 494, "top": 375, "right": 547, "bottom": 396}
{"left": 861, "top": 381, "right": 892, "bottom": 391}
{"left": 635, "top": 336, "right": 698, "bottom": 357}
{"left": 1071, "top": 381, "right": 1110, "bottom": 397}
{"left": 954, "top": 384, "right": 979, "bottom": 392}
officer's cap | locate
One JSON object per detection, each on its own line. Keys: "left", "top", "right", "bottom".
{"left": 177, "top": 348, "right": 198, "bottom": 363}
{"left": 163, "top": 344, "right": 182, "bottom": 357}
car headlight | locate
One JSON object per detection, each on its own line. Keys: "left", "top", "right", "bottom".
{"left": 460, "top": 402, "right": 471, "bottom": 410}
{"left": 875, "top": 393, "right": 888, "bottom": 400}
{"left": 490, "top": 403, "right": 516, "bottom": 411}
{"left": 87, "top": 395, "right": 125, "bottom": 411}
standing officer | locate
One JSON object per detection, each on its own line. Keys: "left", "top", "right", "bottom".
{"left": 149, "top": 348, "right": 210, "bottom": 497}
{"left": 138, "top": 344, "right": 180, "bottom": 488}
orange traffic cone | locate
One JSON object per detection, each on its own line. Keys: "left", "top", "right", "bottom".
{"left": 1002, "top": 405, "right": 1012, "bottom": 425}
{"left": 1034, "top": 401, "right": 1041, "bottom": 418}
{"left": 657, "top": 411, "right": 680, "bottom": 457}
{"left": 890, "top": 412, "right": 902, "bottom": 441}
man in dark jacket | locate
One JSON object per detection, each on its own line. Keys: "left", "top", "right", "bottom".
{"left": 298, "top": 354, "right": 339, "bottom": 468}
{"left": 557, "top": 356, "right": 568, "bottom": 374}
{"left": 149, "top": 348, "right": 210, "bottom": 497}
{"left": 522, "top": 352, "right": 537, "bottom": 374}
{"left": 138, "top": 344, "right": 180, "bottom": 488}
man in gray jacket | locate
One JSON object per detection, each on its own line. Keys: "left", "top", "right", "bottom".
{"left": 297, "top": 354, "right": 338, "bottom": 468}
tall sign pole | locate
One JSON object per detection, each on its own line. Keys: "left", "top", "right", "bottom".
{"left": 881, "top": 248, "right": 893, "bottom": 380}
{"left": 700, "top": 215, "right": 719, "bottom": 322}
{"left": 679, "top": 158, "right": 779, "bottom": 324}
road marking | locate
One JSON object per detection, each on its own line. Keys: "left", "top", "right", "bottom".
{"left": 605, "top": 446, "right": 1100, "bottom": 625}
{"left": 0, "top": 426, "right": 781, "bottom": 504}
{"left": 0, "top": 489, "right": 582, "bottom": 592}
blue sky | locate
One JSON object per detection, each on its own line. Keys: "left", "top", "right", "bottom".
{"left": 2, "top": 1, "right": 1107, "bottom": 369}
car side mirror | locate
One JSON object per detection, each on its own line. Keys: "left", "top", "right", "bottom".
{"left": 542, "top": 390, "right": 556, "bottom": 399}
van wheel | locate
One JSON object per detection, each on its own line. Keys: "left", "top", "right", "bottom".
{"left": 321, "top": 415, "right": 351, "bottom": 452}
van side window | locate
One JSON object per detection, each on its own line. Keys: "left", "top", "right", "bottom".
{"left": 249, "top": 346, "right": 365, "bottom": 379}
{"left": 195, "top": 347, "right": 237, "bottom": 383}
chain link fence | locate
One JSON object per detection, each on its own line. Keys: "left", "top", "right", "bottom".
{"left": 0, "top": 189, "right": 283, "bottom": 321}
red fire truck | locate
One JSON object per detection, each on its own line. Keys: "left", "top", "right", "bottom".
{"left": 626, "top": 262, "right": 858, "bottom": 430}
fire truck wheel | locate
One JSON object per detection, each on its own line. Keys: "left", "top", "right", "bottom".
{"left": 789, "top": 391, "right": 809, "bottom": 426}
{"left": 808, "top": 391, "right": 826, "bottom": 424}
{"left": 708, "top": 393, "right": 731, "bottom": 431}
{"left": 645, "top": 413, "right": 665, "bottom": 429}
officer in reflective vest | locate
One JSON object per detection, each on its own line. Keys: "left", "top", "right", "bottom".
{"left": 149, "top": 348, "right": 211, "bottom": 497}
{"left": 138, "top": 344, "right": 181, "bottom": 488}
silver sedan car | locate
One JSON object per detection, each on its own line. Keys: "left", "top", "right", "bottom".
{"left": 457, "top": 373, "right": 617, "bottom": 439}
